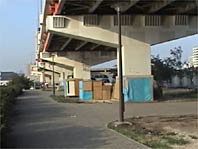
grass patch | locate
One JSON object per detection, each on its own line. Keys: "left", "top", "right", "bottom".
{"left": 166, "top": 132, "right": 177, "bottom": 136}
{"left": 165, "top": 91, "right": 197, "bottom": 98}
{"left": 146, "top": 140, "right": 172, "bottom": 149}
{"left": 50, "top": 95, "right": 80, "bottom": 103}
{"left": 161, "top": 90, "right": 198, "bottom": 102}
{"left": 162, "top": 136, "right": 189, "bottom": 145}
{"left": 50, "top": 95, "right": 93, "bottom": 104}
{"left": 189, "top": 135, "right": 198, "bottom": 139}
{"left": 108, "top": 121, "right": 190, "bottom": 149}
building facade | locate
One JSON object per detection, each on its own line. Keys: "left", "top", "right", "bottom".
{"left": 192, "top": 47, "right": 198, "bottom": 68}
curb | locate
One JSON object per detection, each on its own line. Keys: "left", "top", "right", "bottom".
{"left": 105, "top": 123, "right": 151, "bottom": 149}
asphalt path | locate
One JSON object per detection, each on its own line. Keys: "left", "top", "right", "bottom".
{"left": 7, "top": 90, "right": 197, "bottom": 148}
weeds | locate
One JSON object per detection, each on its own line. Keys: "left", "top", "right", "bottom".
{"left": 50, "top": 95, "right": 81, "bottom": 103}
{"left": 189, "top": 135, "right": 198, "bottom": 139}
{"left": 108, "top": 121, "right": 190, "bottom": 149}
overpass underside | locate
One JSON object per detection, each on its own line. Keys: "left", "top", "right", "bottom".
{"left": 36, "top": 0, "right": 198, "bottom": 101}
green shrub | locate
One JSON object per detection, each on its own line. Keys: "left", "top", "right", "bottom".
{"left": 0, "top": 85, "right": 21, "bottom": 126}
{"left": 0, "top": 74, "right": 31, "bottom": 147}
{"left": 153, "top": 81, "right": 163, "bottom": 100}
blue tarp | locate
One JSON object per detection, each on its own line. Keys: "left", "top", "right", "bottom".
{"left": 79, "top": 80, "right": 83, "bottom": 89}
{"left": 127, "top": 78, "right": 152, "bottom": 101}
{"left": 79, "top": 90, "right": 92, "bottom": 100}
{"left": 79, "top": 81, "right": 92, "bottom": 100}
{"left": 63, "top": 80, "right": 67, "bottom": 97}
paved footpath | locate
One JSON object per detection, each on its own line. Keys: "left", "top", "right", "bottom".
{"left": 7, "top": 90, "right": 197, "bottom": 148}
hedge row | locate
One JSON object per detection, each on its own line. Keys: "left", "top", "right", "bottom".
{"left": 1, "top": 85, "right": 22, "bottom": 124}
{"left": 0, "top": 74, "right": 33, "bottom": 147}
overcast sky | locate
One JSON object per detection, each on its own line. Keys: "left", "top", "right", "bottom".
{"left": 0, "top": 0, "right": 197, "bottom": 73}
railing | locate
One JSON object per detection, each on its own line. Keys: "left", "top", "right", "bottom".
{"left": 175, "top": 15, "right": 188, "bottom": 26}
{"left": 53, "top": 16, "right": 68, "bottom": 28}
{"left": 145, "top": 15, "right": 161, "bottom": 26}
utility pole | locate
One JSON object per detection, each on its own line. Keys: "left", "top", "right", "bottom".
{"left": 42, "top": 62, "right": 46, "bottom": 90}
{"left": 52, "top": 54, "right": 55, "bottom": 96}
{"left": 116, "top": 2, "right": 125, "bottom": 122}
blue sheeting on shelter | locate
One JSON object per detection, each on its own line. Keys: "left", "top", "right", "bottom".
{"left": 79, "top": 90, "right": 92, "bottom": 100}
{"left": 79, "top": 81, "right": 83, "bottom": 100}
{"left": 79, "top": 81, "right": 92, "bottom": 100}
{"left": 63, "top": 80, "right": 67, "bottom": 97}
{"left": 79, "top": 80, "right": 83, "bottom": 89}
{"left": 126, "top": 78, "right": 152, "bottom": 101}
{"left": 123, "top": 88, "right": 128, "bottom": 102}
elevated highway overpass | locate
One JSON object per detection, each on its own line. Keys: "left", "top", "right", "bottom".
{"left": 34, "top": 0, "right": 198, "bottom": 101}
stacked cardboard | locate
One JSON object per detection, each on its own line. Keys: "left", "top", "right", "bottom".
{"left": 112, "top": 81, "right": 119, "bottom": 100}
{"left": 102, "top": 85, "right": 112, "bottom": 100}
{"left": 93, "top": 81, "right": 103, "bottom": 100}
{"left": 66, "top": 78, "right": 81, "bottom": 96}
{"left": 83, "top": 80, "right": 92, "bottom": 91}
{"left": 76, "top": 80, "right": 113, "bottom": 100}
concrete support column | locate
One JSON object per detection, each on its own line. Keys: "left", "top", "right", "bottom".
{"left": 73, "top": 64, "right": 91, "bottom": 79}
{"left": 42, "top": 54, "right": 91, "bottom": 80}
{"left": 116, "top": 41, "right": 153, "bottom": 102}
{"left": 50, "top": 71, "right": 59, "bottom": 84}
{"left": 121, "top": 42, "right": 151, "bottom": 76}
{"left": 40, "top": 73, "right": 44, "bottom": 83}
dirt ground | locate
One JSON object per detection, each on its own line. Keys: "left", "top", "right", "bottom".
{"left": 126, "top": 115, "right": 198, "bottom": 149}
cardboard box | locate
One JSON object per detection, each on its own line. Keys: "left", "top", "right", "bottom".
{"left": 102, "top": 85, "right": 112, "bottom": 100}
{"left": 93, "top": 80, "right": 102, "bottom": 87}
{"left": 112, "top": 79, "right": 127, "bottom": 99}
{"left": 103, "top": 85, "right": 112, "bottom": 90}
{"left": 83, "top": 80, "right": 92, "bottom": 91}
{"left": 112, "top": 81, "right": 119, "bottom": 100}
{"left": 93, "top": 81, "right": 103, "bottom": 100}
{"left": 66, "top": 79, "right": 81, "bottom": 96}
{"left": 102, "top": 89, "right": 111, "bottom": 100}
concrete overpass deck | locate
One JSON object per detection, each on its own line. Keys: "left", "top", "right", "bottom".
{"left": 46, "top": 33, "right": 116, "bottom": 52}
{"left": 40, "top": 0, "right": 197, "bottom": 53}
{"left": 57, "top": 0, "right": 197, "bottom": 16}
